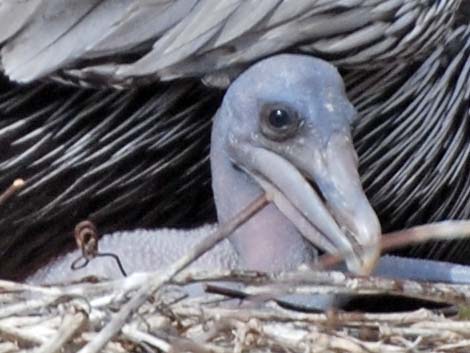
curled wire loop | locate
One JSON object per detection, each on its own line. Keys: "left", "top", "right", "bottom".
{"left": 70, "top": 220, "right": 127, "bottom": 277}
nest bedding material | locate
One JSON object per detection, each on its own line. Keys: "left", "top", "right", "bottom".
{"left": 3, "top": 197, "right": 470, "bottom": 352}
{"left": 2, "top": 269, "right": 470, "bottom": 353}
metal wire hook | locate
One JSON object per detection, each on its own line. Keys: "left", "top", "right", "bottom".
{"left": 70, "top": 220, "right": 128, "bottom": 277}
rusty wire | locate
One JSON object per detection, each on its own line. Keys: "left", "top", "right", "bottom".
{"left": 71, "top": 220, "right": 128, "bottom": 277}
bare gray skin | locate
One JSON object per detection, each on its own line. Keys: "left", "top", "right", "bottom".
{"left": 28, "top": 55, "right": 470, "bottom": 298}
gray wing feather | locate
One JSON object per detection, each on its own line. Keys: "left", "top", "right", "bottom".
{"left": 2, "top": 0, "right": 148, "bottom": 82}
{"left": 0, "top": 0, "right": 41, "bottom": 43}
{"left": 212, "top": 0, "right": 282, "bottom": 47}
{"left": 312, "top": 22, "right": 389, "bottom": 54}
{"left": 0, "top": 0, "right": 461, "bottom": 85}
{"left": 159, "top": 6, "right": 377, "bottom": 80}
{"left": 117, "top": 0, "right": 241, "bottom": 76}
{"left": 86, "top": 0, "right": 198, "bottom": 58}
{"left": 262, "top": 0, "right": 327, "bottom": 26}
{"left": 1, "top": 0, "right": 102, "bottom": 81}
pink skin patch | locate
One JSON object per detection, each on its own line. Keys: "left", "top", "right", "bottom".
{"left": 230, "top": 203, "right": 315, "bottom": 272}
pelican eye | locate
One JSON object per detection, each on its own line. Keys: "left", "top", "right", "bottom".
{"left": 260, "top": 103, "right": 300, "bottom": 141}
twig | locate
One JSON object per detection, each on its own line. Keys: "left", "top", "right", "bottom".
{"left": 439, "top": 339, "right": 470, "bottom": 351}
{"left": 171, "top": 305, "right": 438, "bottom": 326}
{"left": 0, "top": 298, "right": 58, "bottom": 319}
{"left": 169, "top": 338, "right": 230, "bottom": 353}
{"left": 122, "top": 325, "right": 171, "bottom": 352}
{"left": 204, "top": 284, "right": 248, "bottom": 300}
{"left": 77, "top": 194, "right": 269, "bottom": 353}
{"left": 0, "top": 279, "right": 62, "bottom": 296}
{"left": 320, "top": 220, "right": 470, "bottom": 269}
{"left": 0, "top": 179, "right": 24, "bottom": 206}
{"left": 0, "top": 323, "right": 47, "bottom": 346}
{"left": 174, "top": 269, "right": 470, "bottom": 305}
{"left": 35, "top": 311, "right": 87, "bottom": 353}
{"left": 382, "top": 220, "right": 470, "bottom": 252}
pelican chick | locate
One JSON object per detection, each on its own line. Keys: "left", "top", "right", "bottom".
{"left": 29, "top": 54, "right": 381, "bottom": 286}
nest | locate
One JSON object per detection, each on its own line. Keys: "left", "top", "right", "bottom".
{"left": 3, "top": 195, "right": 470, "bottom": 352}
{"left": 3, "top": 268, "right": 470, "bottom": 353}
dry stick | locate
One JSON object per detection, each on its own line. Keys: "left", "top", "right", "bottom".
{"left": 171, "top": 305, "right": 437, "bottom": 326}
{"left": 320, "top": 220, "right": 470, "bottom": 269}
{"left": 122, "top": 326, "right": 171, "bottom": 352}
{"left": 181, "top": 268, "right": 470, "bottom": 306}
{"left": 381, "top": 220, "right": 470, "bottom": 252}
{"left": 0, "top": 279, "right": 62, "bottom": 296}
{"left": 36, "top": 311, "right": 87, "bottom": 353}
{"left": 0, "top": 179, "right": 24, "bottom": 206}
{"left": 0, "top": 298, "right": 59, "bottom": 319}
{"left": 0, "top": 323, "right": 47, "bottom": 347}
{"left": 77, "top": 194, "right": 269, "bottom": 353}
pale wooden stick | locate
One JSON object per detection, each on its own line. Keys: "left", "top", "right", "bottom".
{"left": 174, "top": 268, "right": 470, "bottom": 305}
{"left": 0, "top": 179, "right": 24, "bottom": 206}
{"left": 320, "top": 220, "right": 470, "bottom": 269}
{"left": 35, "top": 311, "right": 87, "bottom": 353}
{"left": 171, "top": 306, "right": 438, "bottom": 326}
{"left": 382, "top": 220, "right": 470, "bottom": 252}
{"left": 121, "top": 326, "right": 171, "bottom": 352}
{"left": 0, "top": 298, "right": 58, "bottom": 319}
{"left": 0, "top": 323, "right": 47, "bottom": 346}
{"left": 439, "top": 340, "right": 470, "bottom": 351}
{"left": 0, "top": 279, "right": 62, "bottom": 296}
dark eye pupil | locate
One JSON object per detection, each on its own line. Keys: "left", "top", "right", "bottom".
{"left": 260, "top": 104, "right": 300, "bottom": 141}
{"left": 268, "top": 109, "right": 291, "bottom": 128}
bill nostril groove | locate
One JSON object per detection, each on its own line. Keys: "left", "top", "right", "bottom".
{"left": 309, "top": 180, "right": 327, "bottom": 204}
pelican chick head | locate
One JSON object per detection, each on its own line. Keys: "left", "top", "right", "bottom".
{"left": 211, "top": 54, "right": 381, "bottom": 274}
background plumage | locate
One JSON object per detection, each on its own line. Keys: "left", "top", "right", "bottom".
{"left": 0, "top": 0, "right": 469, "bottom": 279}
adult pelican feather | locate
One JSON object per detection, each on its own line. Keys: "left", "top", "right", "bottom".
{"left": 0, "top": 0, "right": 469, "bottom": 280}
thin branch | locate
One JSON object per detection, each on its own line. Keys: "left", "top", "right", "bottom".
{"left": 171, "top": 305, "right": 438, "bottom": 326}
{"left": 36, "top": 311, "right": 87, "bottom": 353}
{"left": 320, "top": 220, "right": 470, "bottom": 269}
{"left": 0, "top": 179, "right": 24, "bottom": 206}
{"left": 122, "top": 326, "right": 171, "bottom": 352}
{"left": 0, "top": 279, "right": 62, "bottom": 296}
{"left": 0, "top": 298, "right": 58, "bottom": 319}
{"left": 174, "top": 268, "right": 470, "bottom": 306}
{"left": 0, "top": 323, "right": 47, "bottom": 347}
{"left": 382, "top": 220, "right": 470, "bottom": 252}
